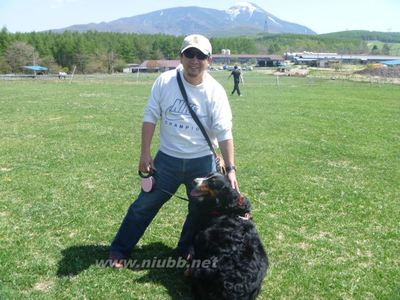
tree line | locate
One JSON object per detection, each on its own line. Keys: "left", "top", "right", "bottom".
{"left": 321, "top": 30, "right": 400, "bottom": 43}
{"left": 0, "top": 28, "right": 259, "bottom": 74}
{"left": 0, "top": 27, "right": 397, "bottom": 74}
{"left": 255, "top": 33, "right": 369, "bottom": 55}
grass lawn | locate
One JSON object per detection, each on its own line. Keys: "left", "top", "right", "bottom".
{"left": 0, "top": 72, "right": 399, "bottom": 299}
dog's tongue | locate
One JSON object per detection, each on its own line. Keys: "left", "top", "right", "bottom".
{"left": 190, "top": 189, "right": 203, "bottom": 197}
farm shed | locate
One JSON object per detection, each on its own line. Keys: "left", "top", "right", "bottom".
{"left": 22, "top": 65, "right": 48, "bottom": 74}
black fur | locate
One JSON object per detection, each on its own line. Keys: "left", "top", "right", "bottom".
{"left": 189, "top": 172, "right": 268, "bottom": 300}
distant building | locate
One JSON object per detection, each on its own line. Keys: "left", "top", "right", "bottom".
{"left": 212, "top": 54, "right": 284, "bottom": 67}
{"left": 123, "top": 63, "right": 140, "bottom": 73}
{"left": 125, "top": 60, "right": 180, "bottom": 73}
{"left": 22, "top": 65, "right": 48, "bottom": 75}
{"left": 286, "top": 52, "right": 400, "bottom": 66}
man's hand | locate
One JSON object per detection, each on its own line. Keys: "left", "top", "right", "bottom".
{"left": 227, "top": 171, "right": 239, "bottom": 192}
{"left": 139, "top": 153, "right": 154, "bottom": 173}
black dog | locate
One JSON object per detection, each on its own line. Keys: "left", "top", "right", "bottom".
{"left": 188, "top": 172, "right": 268, "bottom": 300}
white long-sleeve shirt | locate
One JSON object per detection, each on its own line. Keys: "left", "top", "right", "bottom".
{"left": 143, "top": 68, "right": 233, "bottom": 159}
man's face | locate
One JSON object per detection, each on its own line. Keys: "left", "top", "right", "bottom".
{"left": 180, "top": 47, "right": 211, "bottom": 83}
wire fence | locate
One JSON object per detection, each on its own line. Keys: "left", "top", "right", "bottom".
{"left": 1, "top": 71, "right": 399, "bottom": 86}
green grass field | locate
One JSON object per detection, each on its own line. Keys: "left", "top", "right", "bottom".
{"left": 0, "top": 72, "right": 399, "bottom": 299}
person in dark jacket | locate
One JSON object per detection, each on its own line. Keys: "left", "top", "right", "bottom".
{"left": 228, "top": 65, "right": 244, "bottom": 96}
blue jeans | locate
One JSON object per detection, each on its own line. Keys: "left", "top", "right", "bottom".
{"left": 110, "top": 151, "right": 215, "bottom": 259}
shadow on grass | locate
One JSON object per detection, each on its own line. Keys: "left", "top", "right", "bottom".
{"left": 57, "top": 244, "right": 109, "bottom": 277}
{"left": 57, "top": 243, "right": 191, "bottom": 299}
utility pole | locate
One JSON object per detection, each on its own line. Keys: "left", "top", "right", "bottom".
{"left": 33, "top": 50, "right": 37, "bottom": 76}
{"left": 264, "top": 19, "right": 269, "bottom": 33}
{"left": 109, "top": 50, "right": 114, "bottom": 74}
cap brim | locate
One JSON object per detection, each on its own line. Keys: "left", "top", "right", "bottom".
{"left": 181, "top": 45, "right": 210, "bottom": 56}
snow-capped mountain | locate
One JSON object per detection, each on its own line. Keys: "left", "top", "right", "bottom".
{"left": 227, "top": 2, "right": 260, "bottom": 19}
{"left": 55, "top": 2, "right": 315, "bottom": 36}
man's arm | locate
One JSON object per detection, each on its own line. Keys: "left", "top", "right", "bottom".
{"left": 139, "top": 122, "right": 156, "bottom": 172}
{"left": 219, "top": 139, "right": 239, "bottom": 191}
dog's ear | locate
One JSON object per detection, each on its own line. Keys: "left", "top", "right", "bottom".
{"left": 218, "top": 188, "right": 248, "bottom": 211}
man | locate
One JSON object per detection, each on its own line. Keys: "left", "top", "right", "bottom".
{"left": 228, "top": 65, "right": 244, "bottom": 96}
{"left": 109, "top": 34, "right": 239, "bottom": 268}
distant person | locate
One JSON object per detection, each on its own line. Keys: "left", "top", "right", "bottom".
{"left": 109, "top": 34, "right": 239, "bottom": 268}
{"left": 228, "top": 65, "right": 244, "bottom": 96}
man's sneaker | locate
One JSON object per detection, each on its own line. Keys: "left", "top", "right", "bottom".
{"left": 108, "top": 254, "right": 126, "bottom": 269}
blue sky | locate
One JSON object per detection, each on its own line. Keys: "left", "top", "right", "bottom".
{"left": 0, "top": 0, "right": 399, "bottom": 34}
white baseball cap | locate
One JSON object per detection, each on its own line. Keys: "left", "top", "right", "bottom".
{"left": 180, "top": 34, "right": 212, "bottom": 56}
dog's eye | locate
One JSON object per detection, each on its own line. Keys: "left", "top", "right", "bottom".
{"left": 209, "top": 179, "right": 219, "bottom": 187}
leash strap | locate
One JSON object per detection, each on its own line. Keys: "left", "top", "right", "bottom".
{"left": 160, "top": 188, "right": 189, "bottom": 201}
{"left": 176, "top": 70, "right": 222, "bottom": 173}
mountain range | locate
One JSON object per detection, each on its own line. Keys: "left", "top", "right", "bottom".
{"left": 55, "top": 2, "right": 316, "bottom": 36}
